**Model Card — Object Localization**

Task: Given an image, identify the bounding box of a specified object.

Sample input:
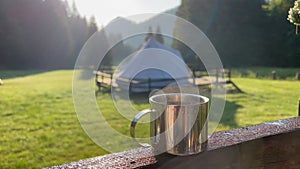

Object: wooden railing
[95,69,242,93]
[47,117,300,169]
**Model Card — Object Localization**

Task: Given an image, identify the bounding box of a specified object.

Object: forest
[174,0,300,68]
[0,0,98,69]
[0,0,299,69]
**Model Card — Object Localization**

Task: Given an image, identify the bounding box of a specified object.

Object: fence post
[221,69,225,79]
[216,69,219,84]
[228,69,231,81]
[272,71,277,80]
[129,81,132,94]
[193,77,196,85]
[95,73,101,90]
[192,69,196,85]
[96,73,99,83]
[296,72,300,80]
[110,74,113,86]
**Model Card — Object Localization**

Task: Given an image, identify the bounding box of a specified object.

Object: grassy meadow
[0,68,299,168]
[0,71,106,168]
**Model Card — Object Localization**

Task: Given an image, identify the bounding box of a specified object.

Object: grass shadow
[95,86,112,96]
[95,85,243,130]
[128,92,243,130]
[219,100,243,129]
[130,92,151,105]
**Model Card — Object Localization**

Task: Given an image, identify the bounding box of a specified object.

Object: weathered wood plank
[153,130,300,169]
[46,117,300,169]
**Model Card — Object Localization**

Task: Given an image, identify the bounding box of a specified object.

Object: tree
[173,0,269,67]
[262,0,299,67]
[0,0,102,69]
[263,0,294,16]
[105,33,134,66]
[173,0,300,68]
[88,16,98,37]
[144,26,153,41]
[98,28,112,67]
[155,26,164,44]
[71,0,80,16]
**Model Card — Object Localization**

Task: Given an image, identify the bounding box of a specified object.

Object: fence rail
[95,69,242,93]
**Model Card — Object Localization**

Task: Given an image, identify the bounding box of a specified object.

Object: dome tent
[114,37,192,92]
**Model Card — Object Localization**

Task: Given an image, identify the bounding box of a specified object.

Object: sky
[66,0,181,26]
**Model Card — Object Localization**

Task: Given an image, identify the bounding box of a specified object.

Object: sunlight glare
[66,0,181,25]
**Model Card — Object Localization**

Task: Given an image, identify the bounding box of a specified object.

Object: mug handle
[130,109,152,147]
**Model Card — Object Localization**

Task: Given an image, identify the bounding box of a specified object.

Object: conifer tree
[155,26,164,44]
[145,26,153,41]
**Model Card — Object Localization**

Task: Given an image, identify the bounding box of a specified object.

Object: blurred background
[1,0,300,168]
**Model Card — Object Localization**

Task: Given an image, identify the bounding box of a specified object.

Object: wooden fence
[95,69,242,93]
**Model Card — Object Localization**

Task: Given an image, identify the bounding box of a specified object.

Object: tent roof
[114,37,192,91]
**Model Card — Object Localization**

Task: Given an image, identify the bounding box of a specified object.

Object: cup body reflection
[150,93,209,156]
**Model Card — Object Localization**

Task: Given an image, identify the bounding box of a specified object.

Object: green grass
[0,71,107,168]
[0,68,299,168]
[218,78,299,130]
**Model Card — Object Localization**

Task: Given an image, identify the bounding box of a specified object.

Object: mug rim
[149,93,209,106]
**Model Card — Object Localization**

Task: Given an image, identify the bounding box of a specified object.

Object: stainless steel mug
[130,93,209,156]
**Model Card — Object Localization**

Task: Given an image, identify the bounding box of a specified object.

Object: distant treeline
[0,0,98,69]
[173,0,300,68]
[1,0,300,70]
